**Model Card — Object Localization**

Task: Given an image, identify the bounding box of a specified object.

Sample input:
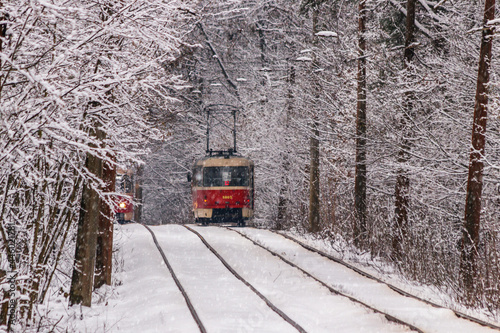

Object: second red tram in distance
[189,151,254,227]
[114,168,134,224]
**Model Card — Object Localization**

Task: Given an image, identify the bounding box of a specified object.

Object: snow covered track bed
[76,224,500,332]
[53,224,201,332]
[232,227,500,333]
[141,224,207,332]
[147,224,298,332]
[175,225,413,332]
[272,230,500,331]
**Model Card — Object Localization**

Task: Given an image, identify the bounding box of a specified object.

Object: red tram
[189,151,254,227]
[114,169,134,224]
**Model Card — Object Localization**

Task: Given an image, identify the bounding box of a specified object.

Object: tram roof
[194,155,254,168]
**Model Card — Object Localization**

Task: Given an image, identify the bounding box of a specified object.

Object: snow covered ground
[44,224,199,332]
[234,227,499,333]
[43,224,500,332]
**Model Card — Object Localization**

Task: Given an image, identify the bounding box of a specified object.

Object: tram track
[183,224,308,333]
[143,223,415,332]
[224,226,423,333]
[272,229,500,331]
[185,224,423,332]
[229,226,500,332]
[140,222,498,332]
[142,223,305,333]
[140,224,207,333]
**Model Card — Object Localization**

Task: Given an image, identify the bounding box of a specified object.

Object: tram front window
[203,166,249,187]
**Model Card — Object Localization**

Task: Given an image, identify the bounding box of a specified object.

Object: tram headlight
[119,202,127,209]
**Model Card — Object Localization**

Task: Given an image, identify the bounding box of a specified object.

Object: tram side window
[203,166,249,187]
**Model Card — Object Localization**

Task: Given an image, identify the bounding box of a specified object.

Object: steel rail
[183,225,307,333]
[235,226,500,332]
[226,227,424,333]
[272,230,500,332]
[140,224,207,333]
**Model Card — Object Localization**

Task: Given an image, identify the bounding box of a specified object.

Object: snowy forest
[1,0,500,330]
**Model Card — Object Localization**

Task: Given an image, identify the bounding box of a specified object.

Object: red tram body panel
[190,155,254,226]
[114,195,133,214]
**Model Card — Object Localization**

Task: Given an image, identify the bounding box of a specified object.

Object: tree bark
[134,165,143,224]
[309,123,320,233]
[276,64,295,230]
[257,21,267,66]
[393,0,417,260]
[94,156,116,289]
[309,8,321,233]
[354,0,367,246]
[460,0,495,299]
[0,270,7,326]
[69,126,104,307]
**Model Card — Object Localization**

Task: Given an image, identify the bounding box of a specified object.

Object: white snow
[487,18,500,25]
[153,224,297,332]
[315,31,338,37]
[43,224,500,332]
[236,228,499,333]
[45,224,199,332]
[296,56,312,62]
[188,226,409,333]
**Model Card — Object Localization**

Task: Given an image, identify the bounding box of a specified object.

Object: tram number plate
[222,195,232,200]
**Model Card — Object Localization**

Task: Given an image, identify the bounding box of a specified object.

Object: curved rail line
[273,230,500,331]
[140,224,207,333]
[226,227,423,333]
[235,226,500,332]
[183,225,307,333]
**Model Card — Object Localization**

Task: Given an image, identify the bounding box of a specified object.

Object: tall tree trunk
[0,270,7,326]
[354,0,368,246]
[393,0,417,260]
[0,175,15,328]
[94,156,116,289]
[460,0,495,300]
[309,123,320,233]
[0,9,5,69]
[276,64,295,230]
[309,8,321,233]
[134,165,144,224]
[69,125,104,307]
[257,21,267,66]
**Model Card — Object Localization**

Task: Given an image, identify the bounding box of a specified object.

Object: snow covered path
[152,224,297,332]
[49,224,200,332]
[235,227,499,333]
[54,224,499,332]
[183,225,409,333]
